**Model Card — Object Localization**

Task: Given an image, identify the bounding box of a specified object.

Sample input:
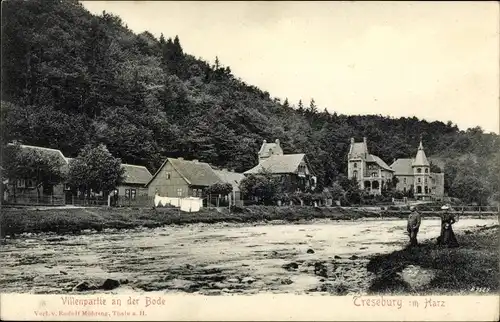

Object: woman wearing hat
[437,204,459,247]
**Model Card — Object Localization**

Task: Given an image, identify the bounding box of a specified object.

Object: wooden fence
[112,195,154,208]
[3,194,66,206]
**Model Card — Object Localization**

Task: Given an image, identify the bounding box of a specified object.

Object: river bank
[1,206,497,238]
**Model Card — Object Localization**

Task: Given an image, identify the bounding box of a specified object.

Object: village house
[347,137,445,200]
[347,137,395,195]
[390,141,445,200]
[115,164,152,199]
[3,144,70,205]
[146,157,224,202]
[244,139,317,192]
[3,143,153,206]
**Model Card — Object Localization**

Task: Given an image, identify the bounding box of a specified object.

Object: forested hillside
[2,0,499,203]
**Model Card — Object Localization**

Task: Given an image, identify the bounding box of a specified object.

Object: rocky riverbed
[1,218,497,295]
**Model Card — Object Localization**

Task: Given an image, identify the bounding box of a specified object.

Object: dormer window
[425,168,429,173]
[417,168,422,173]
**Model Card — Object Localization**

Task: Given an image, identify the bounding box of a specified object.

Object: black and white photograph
[0,1,499,321]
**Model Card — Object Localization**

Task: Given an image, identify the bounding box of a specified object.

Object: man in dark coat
[407,206,422,246]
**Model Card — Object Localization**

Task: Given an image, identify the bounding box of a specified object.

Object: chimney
[275,139,280,146]
[178,157,184,160]
[350,138,355,144]
[263,139,267,144]
[363,137,367,144]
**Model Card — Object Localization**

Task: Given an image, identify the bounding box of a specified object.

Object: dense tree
[206,182,233,207]
[1,0,499,205]
[239,171,281,205]
[67,144,125,198]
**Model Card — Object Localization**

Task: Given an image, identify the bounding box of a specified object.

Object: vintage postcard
[1,1,499,321]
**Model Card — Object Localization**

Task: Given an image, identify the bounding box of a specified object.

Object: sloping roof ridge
[145,159,169,187]
[167,158,192,185]
[18,143,69,164]
[122,163,149,169]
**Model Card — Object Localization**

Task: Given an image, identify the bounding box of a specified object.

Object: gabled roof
[122,164,152,185]
[412,141,430,166]
[390,158,414,175]
[147,158,222,187]
[244,154,307,175]
[367,154,395,172]
[214,170,245,192]
[11,144,70,173]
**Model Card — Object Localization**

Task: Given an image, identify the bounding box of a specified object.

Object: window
[424,186,428,194]
[17,179,26,188]
[177,188,183,197]
[403,178,407,184]
[353,163,357,168]
[26,180,35,188]
[371,173,377,177]
[130,189,136,200]
[166,172,171,180]
[425,168,429,173]
[417,168,422,173]
[125,189,130,199]
[192,189,201,197]
[352,170,358,178]
[417,186,422,194]
[417,178,421,183]
[424,178,427,184]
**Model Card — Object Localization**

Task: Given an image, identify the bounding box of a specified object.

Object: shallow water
[0,218,497,295]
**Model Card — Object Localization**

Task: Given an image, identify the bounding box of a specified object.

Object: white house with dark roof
[390,141,445,200]
[347,137,395,195]
[244,139,317,192]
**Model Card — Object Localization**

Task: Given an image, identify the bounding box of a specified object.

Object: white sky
[82,1,500,133]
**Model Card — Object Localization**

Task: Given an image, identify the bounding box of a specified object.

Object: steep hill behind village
[1,0,499,202]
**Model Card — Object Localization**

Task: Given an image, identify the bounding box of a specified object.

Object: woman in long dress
[437,205,459,247]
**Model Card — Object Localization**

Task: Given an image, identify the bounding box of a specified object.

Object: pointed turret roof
[412,141,430,167]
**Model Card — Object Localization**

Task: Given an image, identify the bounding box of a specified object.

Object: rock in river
[101,278,120,290]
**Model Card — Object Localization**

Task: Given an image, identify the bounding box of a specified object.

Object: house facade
[347,137,395,195]
[3,144,70,205]
[244,139,317,192]
[116,164,152,199]
[390,141,445,200]
[146,157,223,200]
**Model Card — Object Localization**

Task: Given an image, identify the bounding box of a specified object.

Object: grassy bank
[366,225,499,295]
[0,205,497,238]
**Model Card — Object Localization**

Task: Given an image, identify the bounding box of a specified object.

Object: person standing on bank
[407,206,422,246]
[437,204,459,248]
